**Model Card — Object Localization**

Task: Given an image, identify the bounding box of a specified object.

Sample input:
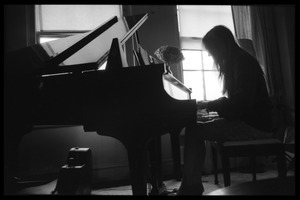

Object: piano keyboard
[197,109,219,122]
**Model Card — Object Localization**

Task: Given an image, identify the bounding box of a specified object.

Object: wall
[4,5,31,54]
[124,5,183,81]
[18,126,131,183]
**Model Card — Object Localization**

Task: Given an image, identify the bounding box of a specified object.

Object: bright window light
[178,5,234,101]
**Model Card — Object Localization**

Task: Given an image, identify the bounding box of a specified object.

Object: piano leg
[147,136,165,195]
[148,130,183,195]
[126,145,148,195]
[118,127,184,195]
[170,129,183,181]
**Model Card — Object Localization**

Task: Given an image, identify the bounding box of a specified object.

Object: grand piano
[4,13,197,195]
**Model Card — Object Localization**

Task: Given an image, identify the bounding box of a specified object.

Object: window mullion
[201,51,207,101]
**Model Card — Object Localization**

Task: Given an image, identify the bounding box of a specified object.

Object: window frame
[34,5,122,44]
[177,5,234,101]
[181,48,222,101]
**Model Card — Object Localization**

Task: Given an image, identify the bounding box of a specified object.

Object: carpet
[16,165,294,195]
[91,166,294,195]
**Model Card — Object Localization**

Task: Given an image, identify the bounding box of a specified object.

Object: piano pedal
[52,147,92,195]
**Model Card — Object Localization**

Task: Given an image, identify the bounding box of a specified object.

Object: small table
[206,176,295,195]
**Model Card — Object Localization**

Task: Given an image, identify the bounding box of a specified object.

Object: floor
[14,162,295,196]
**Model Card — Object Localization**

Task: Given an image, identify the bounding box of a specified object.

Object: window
[35,5,122,44]
[177,5,235,101]
[35,5,122,69]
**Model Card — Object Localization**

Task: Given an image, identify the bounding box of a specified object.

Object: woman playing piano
[174,25,273,195]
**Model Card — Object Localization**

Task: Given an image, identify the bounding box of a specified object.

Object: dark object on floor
[52,147,92,195]
[206,176,295,195]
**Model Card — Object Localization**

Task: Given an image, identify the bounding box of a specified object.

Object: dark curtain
[232,5,289,133]
[250,6,285,100]
[232,5,284,100]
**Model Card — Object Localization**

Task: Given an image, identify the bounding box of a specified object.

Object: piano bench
[210,138,287,187]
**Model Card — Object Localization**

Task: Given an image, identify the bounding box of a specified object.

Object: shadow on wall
[18,125,173,183]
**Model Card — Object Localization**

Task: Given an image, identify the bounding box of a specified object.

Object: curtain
[250,6,284,100]
[232,5,284,101]
[231,6,252,39]
[232,5,287,134]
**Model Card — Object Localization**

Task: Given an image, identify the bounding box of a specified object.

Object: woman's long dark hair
[202,25,240,96]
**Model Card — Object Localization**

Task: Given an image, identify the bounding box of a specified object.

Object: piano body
[4,13,196,195]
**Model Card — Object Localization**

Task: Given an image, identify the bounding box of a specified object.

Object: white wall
[124,5,183,81]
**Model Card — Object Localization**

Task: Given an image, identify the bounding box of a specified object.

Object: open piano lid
[31,13,148,75]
